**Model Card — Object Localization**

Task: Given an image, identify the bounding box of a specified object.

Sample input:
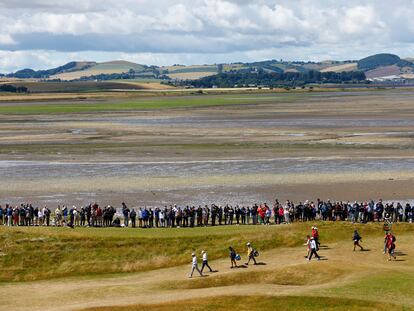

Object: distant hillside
[10,61,95,79]
[320,63,358,73]
[358,53,401,71]
[160,65,218,80]
[51,61,147,80]
[357,53,414,79]
[365,65,401,80]
[3,53,414,83]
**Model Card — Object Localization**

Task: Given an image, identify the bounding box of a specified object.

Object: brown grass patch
[162,263,348,290]
[79,295,402,311]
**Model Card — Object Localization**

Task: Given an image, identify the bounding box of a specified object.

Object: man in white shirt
[308,237,321,261]
[189,253,203,278]
[200,250,214,273]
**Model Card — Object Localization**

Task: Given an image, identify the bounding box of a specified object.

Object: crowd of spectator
[0,199,412,228]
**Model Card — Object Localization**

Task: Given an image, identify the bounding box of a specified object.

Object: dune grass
[1,222,413,282]
[162,263,348,290]
[80,295,405,311]
[323,271,414,308]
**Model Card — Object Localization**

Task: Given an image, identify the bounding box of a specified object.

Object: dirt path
[0,235,412,311]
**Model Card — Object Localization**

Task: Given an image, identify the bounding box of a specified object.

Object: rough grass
[324,271,414,308]
[162,263,348,289]
[80,295,405,311]
[1,222,413,282]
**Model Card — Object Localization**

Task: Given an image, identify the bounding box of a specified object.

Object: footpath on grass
[0,233,412,311]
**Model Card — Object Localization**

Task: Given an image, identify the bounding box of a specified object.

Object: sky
[1,0,414,72]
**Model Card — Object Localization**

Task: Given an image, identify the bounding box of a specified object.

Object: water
[1,157,414,180]
[105,116,414,129]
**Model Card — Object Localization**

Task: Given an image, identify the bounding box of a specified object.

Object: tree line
[0,84,28,93]
[189,69,367,88]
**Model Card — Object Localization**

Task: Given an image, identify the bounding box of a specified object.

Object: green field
[0,93,303,114]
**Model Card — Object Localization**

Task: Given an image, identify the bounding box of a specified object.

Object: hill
[3,53,414,83]
[161,64,218,80]
[51,61,147,80]
[357,53,414,79]
[319,63,358,73]
[10,61,95,79]
[358,53,402,71]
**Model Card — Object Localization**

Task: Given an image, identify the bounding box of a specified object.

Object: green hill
[357,53,401,71]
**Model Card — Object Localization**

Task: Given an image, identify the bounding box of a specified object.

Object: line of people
[1,199,413,228]
[189,242,260,278]
[189,225,399,279]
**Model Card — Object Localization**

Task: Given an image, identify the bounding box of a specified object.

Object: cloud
[1,0,414,72]
[0,34,16,45]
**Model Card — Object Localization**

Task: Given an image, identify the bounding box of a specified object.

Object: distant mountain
[11,61,95,79]
[50,61,148,80]
[3,53,414,82]
[358,53,401,71]
[357,53,414,80]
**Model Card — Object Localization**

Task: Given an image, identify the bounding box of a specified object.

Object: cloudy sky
[1,0,414,72]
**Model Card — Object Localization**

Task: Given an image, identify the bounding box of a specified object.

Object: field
[51,61,146,81]
[4,81,175,93]
[319,63,358,72]
[161,65,218,80]
[1,86,414,310]
[0,222,413,311]
[365,65,401,79]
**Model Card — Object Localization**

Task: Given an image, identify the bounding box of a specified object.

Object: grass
[1,222,413,282]
[162,263,348,289]
[324,271,414,307]
[0,93,303,114]
[80,295,406,311]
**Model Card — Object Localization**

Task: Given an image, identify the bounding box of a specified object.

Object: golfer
[308,237,321,261]
[188,253,203,278]
[200,250,214,273]
[312,226,320,250]
[386,233,397,261]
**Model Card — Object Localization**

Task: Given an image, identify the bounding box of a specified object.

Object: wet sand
[1,89,414,206]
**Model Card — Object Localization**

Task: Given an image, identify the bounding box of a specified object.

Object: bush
[0,84,28,93]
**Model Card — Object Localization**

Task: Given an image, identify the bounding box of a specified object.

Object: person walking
[385,232,396,261]
[245,242,257,265]
[353,230,364,251]
[308,237,321,261]
[229,246,238,268]
[188,253,203,278]
[312,226,320,250]
[200,250,214,273]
